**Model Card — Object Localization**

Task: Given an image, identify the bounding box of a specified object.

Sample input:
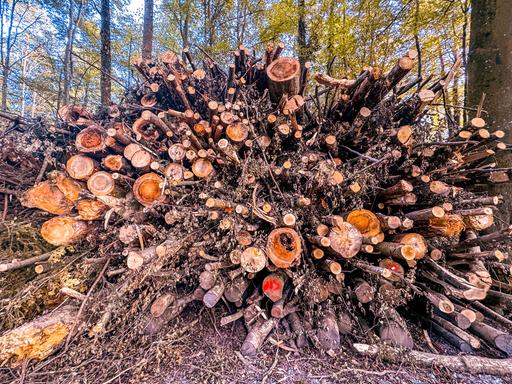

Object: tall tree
[467,0,512,224]
[142,0,153,59]
[100,0,111,104]
[62,0,83,106]
[1,0,38,111]
[297,0,306,68]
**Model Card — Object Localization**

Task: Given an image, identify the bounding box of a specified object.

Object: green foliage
[1,0,469,117]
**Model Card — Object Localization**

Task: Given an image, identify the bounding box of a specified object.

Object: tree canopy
[0,0,470,118]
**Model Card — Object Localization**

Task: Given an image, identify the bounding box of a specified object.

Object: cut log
[266,57,300,102]
[405,206,445,221]
[224,276,250,304]
[226,122,249,144]
[0,305,78,367]
[241,318,277,357]
[87,171,117,196]
[76,199,107,220]
[328,221,363,258]
[470,321,512,356]
[431,314,480,349]
[66,154,98,180]
[203,281,225,308]
[150,294,175,317]
[353,279,374,303]
[353,343,512,376]
[429,214,465,237]
[133,172,165,207]
[41,216,89,246]
[240,247,267,273]
[380,180,414,197]
[191,158,214,178]
[130,150,154,171]
[262,273,285,302]
[315,307,340,351]
[20,181,74,215]
[464,214,494,231]
[288,312,307,348]
[378,307,413,348]
[58,104,93,125]
[392,233,428,259]
[374,242,416,260]
[266,227,302,268]
[429,320,473,352]
[75,125,107,153]
[378,258,405,282]
[144,288,205,335]
[346,209,381,238]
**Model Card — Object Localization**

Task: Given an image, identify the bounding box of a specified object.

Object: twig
[35,151,52,184]
[261,349,279,384]
[71,51,128,90]
[64,259,110,350]
[0,249,57,272]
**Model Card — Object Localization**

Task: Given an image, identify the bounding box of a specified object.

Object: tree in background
[0,0,40,111]
[62,0,84,106]
[0,0,474,125]
[467,0,512,224]
[142,0,153,59]
[100,0,111,104]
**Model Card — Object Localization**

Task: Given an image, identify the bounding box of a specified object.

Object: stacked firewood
[2,42,512,366]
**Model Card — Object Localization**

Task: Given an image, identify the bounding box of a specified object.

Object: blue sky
[128,0,144,14]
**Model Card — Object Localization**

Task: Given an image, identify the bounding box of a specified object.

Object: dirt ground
[1,304,509,384]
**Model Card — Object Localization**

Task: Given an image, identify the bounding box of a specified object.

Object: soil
[1,304,509,384]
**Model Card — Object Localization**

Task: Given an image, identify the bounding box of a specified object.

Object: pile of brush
[1,42,511,370]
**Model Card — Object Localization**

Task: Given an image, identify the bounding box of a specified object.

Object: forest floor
[0,309,509,384]
[118,306,509,384]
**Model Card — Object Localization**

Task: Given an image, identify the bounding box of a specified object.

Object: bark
[62,0,83,106]
[100,0,111,104]
[354,343,512,376]
[142,0,154,59]
[297,0,307,69]
[0,0,16,111]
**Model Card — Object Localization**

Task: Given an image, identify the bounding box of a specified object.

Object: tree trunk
[297,0,307,69]
[142,0,154,59]
[467,0,512,224]
[1,0,16,111]
[62,0,83,106]
[100,0,111,104]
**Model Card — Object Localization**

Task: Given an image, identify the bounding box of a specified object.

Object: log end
[133,173,165,207]
[266,228,302,268]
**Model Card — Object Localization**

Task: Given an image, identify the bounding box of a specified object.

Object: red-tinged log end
[379,258,404,282]
[262,274,285,302]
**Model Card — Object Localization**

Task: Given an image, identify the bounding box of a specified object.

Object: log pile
[1,43,512,368]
